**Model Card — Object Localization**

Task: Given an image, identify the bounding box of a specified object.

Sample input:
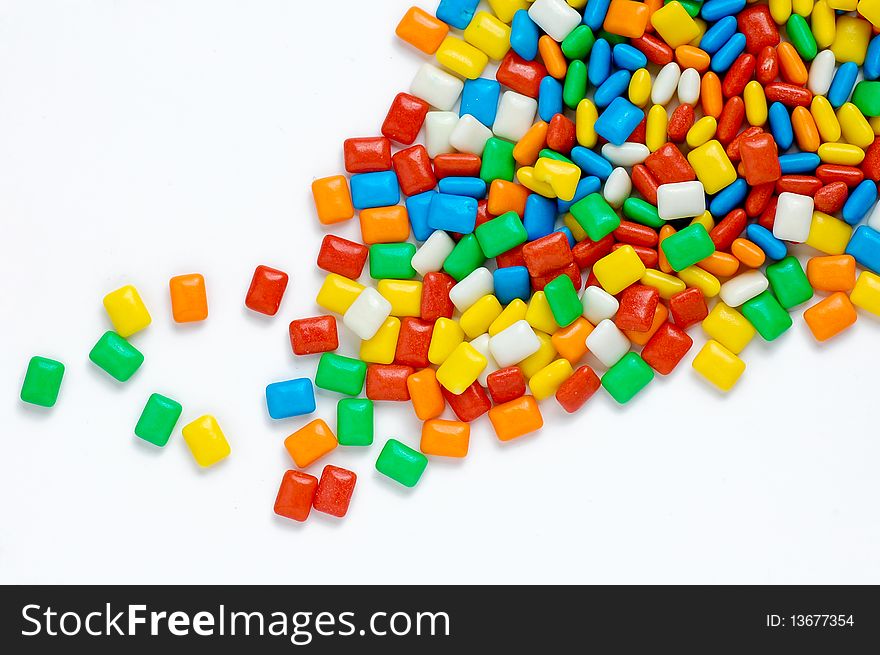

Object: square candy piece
[103,285,152,338]
[89,332,144,382]
[169,273,208,323]
[20,356,65,407]
[313,465,357,518]
[773,192,814,243]
[265,378,316,420]
[245,265,289,316]
[311,175,354,224]
[135,393,183,447]
[274,470,318,522]
[181,415,231,467]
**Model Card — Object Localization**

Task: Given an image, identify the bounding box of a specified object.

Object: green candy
[786,15,817,61]
[375,438,427,487]
[766,256,813,310]
[135,393,183,447]
[337,398,373,447]
[443,234,485,281]
[89,332,144,382]
[475,211,528,258]
[597,31,627,46]
[601,353,654,405]
[741,291,792,341]
[369,243,416,279]
[851,81,880,117]
[673,0,702,18]
[315,353,367,396]
[560,25,595,61]
[571,193,621,241]
[660,223,715,272]
[543,274,582,327]
[538,148,575,165]
[479,137,516,183]
[622,197,664,229]
[20,356,65,407]
[563,59,587,109]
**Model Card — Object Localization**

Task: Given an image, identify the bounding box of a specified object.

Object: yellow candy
[103,285,152,338]
[641,269,686,299]
[534,157,581,202]
[528,359,574,400]
[435,342,487,394]
[566,0,589,9]
[646,104,668,152]
[692,340,746,392]
[830,16,871,65]
[817,142,865,165]
[360,317,401,364]
[812,0,836,49]
[686,116,717,148]
[826,0,858,9]
[687,139,737,194]
[316,274,364,314]
[806,211,853,255]
[460,294,503,339]
[463,11,511,60]
[487,0,529,23]
[593,245,647,295]
[810,95,841,143]
[519,331,557,379]
[650,1,700,48]
[871,115,880,135]
[428,317,465,365]
[525,291,561,334]
[792,0,813,15]
[677,265,721,297]
[701,302,755,354]
[182,415,231,468]
[435,36,488,79]
[563,212,588,241]
[489,298,528,335]
[376,279,422,317]
[769,0,792,24]
[743,81,767,126]
[517,166,557,197]
[859,0,880,28]
[575,99,598,148]
[690,18,707,47]
[690,210,715,231]
[837,102,874,148]
[850,270,880,316]
[628,68,652,108]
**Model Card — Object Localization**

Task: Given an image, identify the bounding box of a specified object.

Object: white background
[1,0,879,585]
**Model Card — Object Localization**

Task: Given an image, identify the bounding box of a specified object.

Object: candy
[375,438,428,487]
[312,175,355,224]
[410,63,464,111]
[766,256,813,309]
[315,353,367,396]
[489,319,541,366]
[719,270,769,307]
[20,356,65,408]
[89,332,144,382]
[103,285,151,338]
[182,415,231,468]
[692,340,746,391]
[804,292,858,341]
[420,419,471,457]
[488,395,544,440]
[266,379,316,420]
[601,352,653,403]
[741,290,793,340]
[245,265,288,316]
[313,465,357,518]
[656,181,705,220]
[850,270,880,315]
[274,470,318,522]
[343,137,392,173]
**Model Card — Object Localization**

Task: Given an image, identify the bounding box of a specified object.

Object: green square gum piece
[570,193,621,241]
[369,243,416,280]
[479,138,516,183]
[543,274,582,327]
[660,223,716,272]
[135,393,183,447]
[375,438,428,488]
[561,25,595,60]
[766,256,813,310]
[602,353,654,404]
[474,211,528,258]
[337,398,374,446]
[443,234,485,281]
[741,291,793,341]
[851,81,880,117]
[315,352,367,396]
[20,356,65,407]
[89,332,144,382]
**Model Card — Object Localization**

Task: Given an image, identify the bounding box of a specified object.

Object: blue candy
[828,62,859,108]
[768,102,794,151]
[266,379,316,420]
[846,226,880,273]
[594,70,631,108]
[538,77,564,122]
[710,32,746,74]
[438,177,487,198]
[779,153,820,175]
[555,226,576,248]
[524,194,558,240]
[460,78,501,127]
[612,43,647,71]
[427,193,477,234]
[592,97,642,146]
[510,9,540,60]
[406,191,436,241]
[583,0,612,30]
[588,39,612,87]
[350,171,399,210]
[494,266,531,305]
[557,176,602,213]
[700,15,737,54]
[747,224,788,261]
[701,0,746,22]
[866,35,880,81]
[709,178,748,217]
[843,180,878,226]
[436,0,478,30]
[571,145,614,179]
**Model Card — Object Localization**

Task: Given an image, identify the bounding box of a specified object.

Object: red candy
[668,287,709,329]
[613,243,658,269]
[775,175,822,195]
[629,116,647,144]
[395,317,434,368]
[442,382,492,422]
[861,137,880,182]
[631,164,660,204]
[745,183,774,217]
[317,234,369,279]
[289,315,339,356]
[496,51,547,98]
[667,104,695,143]
[716,96,746,145]
[710,208,748,250]
[641,322,694,375]
[343,136,392,173]
[245,265,288,316]
[756,45,779,85]
[522,232,573,277]
[274,470,318,522]
[531,262,581,292]
[814,182,849,214]
[391,144,436,196]
[312,465,357,518]
[433,153,481,179]
[555,365,601,413]
[486,366,527,404]
[645,142,696,183]
[722,54,756,98]
[725,125,763,162]
[615,284,660,332]
[764,83,812,107]
[758,196,777,231]
[739,132,781,185]
[546,114,576,154]
[816,164,864,187]
[572,235,615,269]
[613,220,659,247]
[366,364,414,401]
[382,92,429,145]
[420,272,455,321]
[631,33,674,66]
[737,5,780,54]
[496,242,527,268]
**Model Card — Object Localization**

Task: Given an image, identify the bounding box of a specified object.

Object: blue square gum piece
[510,9,540,60]
[460,78,501,127]
[266,378,316,419]
[427,193,478,234]
[524,194,558,240]
[846,226,880,274]
[494,266,530,304]
[593,97,642,146]
[436,0,479,30]
[405,191,435,241]
[350,171,399,210]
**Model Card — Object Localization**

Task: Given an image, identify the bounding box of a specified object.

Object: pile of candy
[20,0,880,524]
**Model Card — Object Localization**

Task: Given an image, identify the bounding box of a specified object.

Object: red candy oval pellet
[433,153,482,179]
[572,235,615,269]
[442,382,492,422]
[395,317,434,368]
[737,4,780,54]
[496,51,547,98]
[758,196,777,231]
[317,234,369,280]
[631,33,674,66]
[366,364,414,401]
[486,366,526,405]
[289,315,339,356]
[745,183,775,217]
[667,104,695,143]
[814,181,849,214]
[775,175,822,195]
[764,83,812,107]
[555,365,601,413]
[710,208,748,251]
[420,272,455,321]
[816,164,865,187]
[522,232,574,277]
[644,142,696,183]
[613,220,659,247]
[391,144,436,196]
[631,164,660,204]
[381,92,429,145]
[343,136,392,173]
[716,96,746,145]
[546,113,576,154]
[756,45,779,85]
[722,54,756,98]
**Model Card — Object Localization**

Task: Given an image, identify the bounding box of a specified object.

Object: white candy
[410,63,464,111]
[469,334,500,386]
[807,50,836,96]
[424,112,458,158]
[527,0,581,41]
[773,192,814,243]
[657,181,707,220]
[651,62,681,106]
[719,271,769,307]
[493,91,538,142]
[411,230,455,276]
[868,201,880,231]
[585,319,630,368]
[603,167,631,208]
[449,267,494,312]
[489,320,541,368]
[581,286,619,324]
[677,68,701,105]
[601,142,649,166]
[343,287,392,341]
[449,113,493,155]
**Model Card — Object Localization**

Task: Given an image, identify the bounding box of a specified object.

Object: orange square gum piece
[284,419,338,468]
[806,255,857,292]
[407,368,446,421]
[359,205,410,244]
[487,180,530,216]
[552,317,594,363]
[395,6,449,55]
[488,395,544,442]
[169,273,208,323]
[603,0,650,39]
[420,419,470,458]
[803,292,857,342]
[312,175,354,225]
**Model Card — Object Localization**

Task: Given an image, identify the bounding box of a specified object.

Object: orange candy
[675,46,711,73]
[603,0,650,39]
[731,237,766,268]
[406,368,445,421]
[359,205,410,244]
[658,224,675,273]
[644,0,664,34]
[312,175,354,225]
[395,6,449,55]
[622,302,668,346]
[806,255,857,292]
[420,419,470,457]
[777,42,808,85]
[169,273,208,323]
[488,395,543,442]
[513,121,548,166]
[538,36,567,79]
[701,72,723,119]
[792,106,820,152]
[803,292,858,342]
[487,179,530,216]
[284,419,338,468]
[551,317,594,363]
[698,251,740,278]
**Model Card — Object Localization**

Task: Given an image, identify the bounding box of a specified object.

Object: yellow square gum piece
[593,245,647,294]
[489,298,528,335]
[316,273,364,314]
[650,2,700,48]
[687,140,737,194]
[103,285,151,338]
[488,0,530,23]
[436,36,489,80]
[831,15,872,65]
[436,342,488,394]
[859,0,880,27]
[519,331,557,379]
[692,340,746,392]
[533,158,581,202]
[516,166,557,197]
[182,415,231,467]
[428,317,465,365]
[528,358,574,400]
[525,291,561,334]
[701,301,755,354]
[376,279,423,317]
[463,11,511,60]
[359,317,401,364]
[806,211,853,255]
[850,271,880,316]
[460,294,504,339]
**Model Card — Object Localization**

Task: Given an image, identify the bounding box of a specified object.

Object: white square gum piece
[449,114,493,156]
[719,270,769,307]
[657,181,707,220]
[410,63,464,112]
[528,0,581,42]
[449,267,494,312]
[411,230,455,277]
[488,320,541,368]
[581,286,619,324]
[469,333,500,386]
[585,319,630,368]
[493,91,538,142]
[424,112,458,158]
[773,192,814,243]
[343,287,392,341]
